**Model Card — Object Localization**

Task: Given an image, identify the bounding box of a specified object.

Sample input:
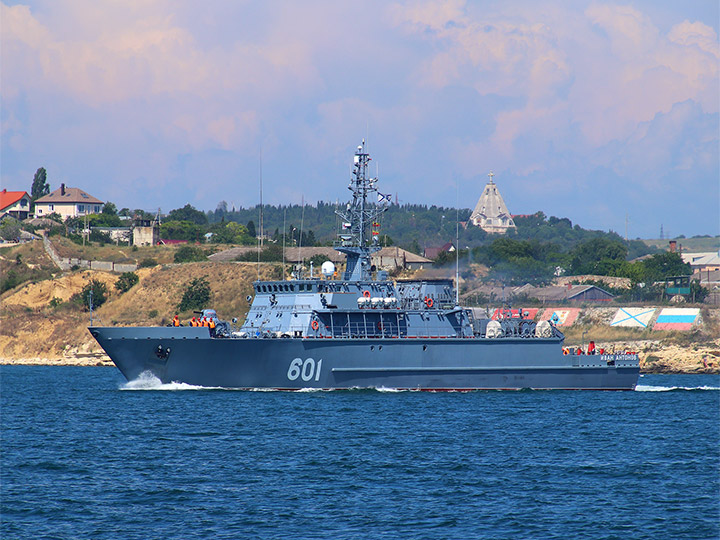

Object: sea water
[1,366,718,540]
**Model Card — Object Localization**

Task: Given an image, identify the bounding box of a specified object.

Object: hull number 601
[287,358,323,382]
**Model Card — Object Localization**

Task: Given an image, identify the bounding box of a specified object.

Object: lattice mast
[335,141,389,281]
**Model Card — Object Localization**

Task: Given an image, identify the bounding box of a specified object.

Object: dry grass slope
[0,261,283,362]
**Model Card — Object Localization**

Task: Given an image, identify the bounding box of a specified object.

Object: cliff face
[0,262,281,364]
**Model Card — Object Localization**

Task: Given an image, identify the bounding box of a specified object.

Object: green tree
[569,238,628,275]
[178,277,211,312]
[168,204,208,225]
[309,253,330,268]
[102,202,118,216]
[0,217,21,241]
[641,252,691,282]
[115,272,139,293]
[246,220,256,237]
[690,281,709,303]
[71,280,108,310]
[30,167,50,210]
[209,222,252,244]
[160,220,202,241]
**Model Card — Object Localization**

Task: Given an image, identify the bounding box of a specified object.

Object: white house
[0,189,31,220]
[34,184,103,220]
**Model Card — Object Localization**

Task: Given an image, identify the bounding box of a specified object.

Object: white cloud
[1,0,717,236]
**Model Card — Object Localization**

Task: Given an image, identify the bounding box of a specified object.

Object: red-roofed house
[34,183,103,220]
[0,189,31,220]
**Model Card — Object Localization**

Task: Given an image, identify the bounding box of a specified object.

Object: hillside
[0,239,717,373]
[642,236,720,252]
[0,261,282,363]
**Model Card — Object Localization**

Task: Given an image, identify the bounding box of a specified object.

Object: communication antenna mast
[282,207,287,273]
[625,213,629,242]
[259,147,264,247]
[455,180,460,306]
[334,140,389,281]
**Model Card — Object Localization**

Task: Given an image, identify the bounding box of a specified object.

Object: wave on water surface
[120,372,719,393]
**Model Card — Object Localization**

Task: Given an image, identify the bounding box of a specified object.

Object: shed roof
[531,284,614,301]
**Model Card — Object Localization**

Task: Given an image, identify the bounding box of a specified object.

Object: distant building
[527,284,614,303]
[469,172,516,234]
[424,242,455,260]
[34,184,103,220]
[374,247,432,271]
[95,227,132,244]
[0,189,31,220]
[133,217,160,246]
[681,252,720,272]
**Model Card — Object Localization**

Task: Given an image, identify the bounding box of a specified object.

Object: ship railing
[305,317,462,339]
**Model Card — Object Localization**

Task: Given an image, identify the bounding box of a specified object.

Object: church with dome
[469,172,516,234]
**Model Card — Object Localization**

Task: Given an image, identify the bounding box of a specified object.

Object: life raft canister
[311,320,320,330]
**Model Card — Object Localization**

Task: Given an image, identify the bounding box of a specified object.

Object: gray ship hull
[90,326,640,390]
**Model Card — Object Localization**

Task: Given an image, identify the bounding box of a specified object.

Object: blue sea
[1,366,718,540]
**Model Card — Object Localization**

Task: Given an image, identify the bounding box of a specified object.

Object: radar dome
[321,261,336,277]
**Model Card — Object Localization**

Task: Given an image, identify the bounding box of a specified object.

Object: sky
[1,0,718,239]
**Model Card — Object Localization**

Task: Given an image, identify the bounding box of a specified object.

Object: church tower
[469,171,516,234]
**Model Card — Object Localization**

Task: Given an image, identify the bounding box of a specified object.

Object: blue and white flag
[377,193,392,203]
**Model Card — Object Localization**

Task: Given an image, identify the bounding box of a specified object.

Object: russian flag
[653,308,699,331]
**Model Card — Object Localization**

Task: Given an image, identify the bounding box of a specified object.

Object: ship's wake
[120,371,223,391]
[635,384,719,392]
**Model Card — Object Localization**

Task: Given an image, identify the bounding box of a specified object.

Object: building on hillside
[469,172,516,234]
[0,189,31,220]
[279,246,432,273]
[94,227,132,244]
[528,284,614,303]
[424,242,455,260]
[34,184,103,219]
[681,252,720,272]
[133,216,160,246]
[375,247,432,271]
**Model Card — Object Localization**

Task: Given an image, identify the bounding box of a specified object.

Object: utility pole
[625,213,629,242]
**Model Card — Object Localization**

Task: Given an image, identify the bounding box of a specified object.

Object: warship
[90,142,640,390]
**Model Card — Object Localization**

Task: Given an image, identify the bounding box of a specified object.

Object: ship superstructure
[90,142,639,390]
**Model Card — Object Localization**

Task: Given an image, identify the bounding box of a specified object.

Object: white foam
[635,385,719,392]
[120,371,223,391]
[375,386,405,393]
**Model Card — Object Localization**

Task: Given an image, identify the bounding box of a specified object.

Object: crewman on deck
[190,317,197,327]
[209,318,216,337]
[588,341,596,355]
[173,315,180,327]
[201,317,208,327]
